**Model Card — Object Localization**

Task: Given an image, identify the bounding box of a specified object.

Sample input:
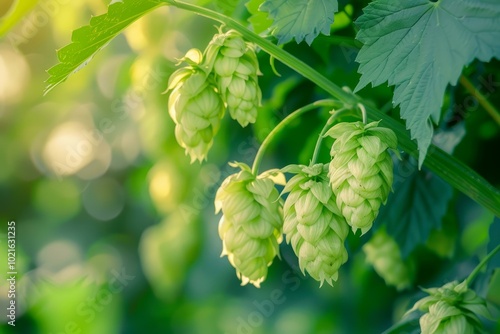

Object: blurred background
[0,0,499,333]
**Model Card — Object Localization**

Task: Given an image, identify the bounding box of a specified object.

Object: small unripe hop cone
[363,229,415,290]
[215,162,284,287]
[205,29,262,127]
[326,121,398,235]
[407,280,490,334]
[167,49,224,162]
[421,302,475,334]
[282,164,349,286]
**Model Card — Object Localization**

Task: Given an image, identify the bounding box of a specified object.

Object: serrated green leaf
[44,0,165,95]
[0,0,38,36]
[376,157,453,257]
[246,0,272,34]
[354,0,500,166]
[260,0,338,45]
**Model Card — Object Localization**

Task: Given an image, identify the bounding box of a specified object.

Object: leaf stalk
[465,244,500,286]
[459,75,500,127]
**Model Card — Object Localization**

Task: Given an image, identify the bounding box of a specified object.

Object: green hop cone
[407,280,490,334]
[167,49,225,162]
[215,162,284,287]
[362,228,415,290]
[204,29,262,127]
[326,120,398,235]
[282,163,349,286]
[420,301,475,334]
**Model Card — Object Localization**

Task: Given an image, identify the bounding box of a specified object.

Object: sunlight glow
[0,45,30,111]
[42,121,96,176]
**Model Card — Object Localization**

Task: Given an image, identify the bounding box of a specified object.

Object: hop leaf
[354,0,500,166]
[204,29,262,127]
[407,280,491,334]
[363,229,415,290]
[326,121,397,235]
[167,49,225,162]
[282,163,349,286]
[260,0,337,45]
[215,162,283,287]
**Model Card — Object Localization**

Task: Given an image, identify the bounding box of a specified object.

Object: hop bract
[326,121,398,235]
[167,49,224,162]
[282,164,349,286]
[407,280,490,334]
[215,162,284,287]
[363,229,414,290]
[204,29,261,127]
[420,302,474,334]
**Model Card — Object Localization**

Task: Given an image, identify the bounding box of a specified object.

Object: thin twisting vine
[251,100,342,174]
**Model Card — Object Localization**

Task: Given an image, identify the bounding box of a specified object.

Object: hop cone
[167,49,224,162]
[362,229,415,290]
[326,121,398,235]
[215,162,284,287]
[282,164,349,286]
[420,302,474,334]
[204,29,261,127]
[407,280,490,334]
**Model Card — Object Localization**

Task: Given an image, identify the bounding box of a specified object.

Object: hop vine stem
[459,75,500,127]
[358,103,367,125]
[465,244,500,286]
[310,108,352,165]
[251,100,341,175]
[164,0,500,216]
[311,116,335,166]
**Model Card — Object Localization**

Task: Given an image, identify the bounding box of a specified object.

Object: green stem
[358,103,367,124]
[310,108,353,164]
[311,115,334,165]
[459,75,500,127]
[465,244,500,286]
[165,0,500,216]
[311,116,336,165]
[252,100,341,174]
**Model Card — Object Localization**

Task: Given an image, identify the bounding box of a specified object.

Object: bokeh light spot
[82,177,125,221]
[42,121,97,177]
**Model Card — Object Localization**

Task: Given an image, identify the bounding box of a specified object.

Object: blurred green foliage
[0,0,499,333]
